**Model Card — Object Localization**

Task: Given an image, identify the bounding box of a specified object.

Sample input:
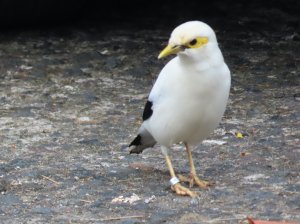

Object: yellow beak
[158,44,182,59]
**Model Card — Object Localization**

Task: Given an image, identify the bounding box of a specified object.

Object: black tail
[129,134,142,148]
[129,130,156,154]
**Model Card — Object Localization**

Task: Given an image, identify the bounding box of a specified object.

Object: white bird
[129,21,231,197]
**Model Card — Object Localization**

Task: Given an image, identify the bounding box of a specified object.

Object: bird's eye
[189,39,197,46]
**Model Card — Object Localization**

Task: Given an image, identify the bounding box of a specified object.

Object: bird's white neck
[178,43,224,71]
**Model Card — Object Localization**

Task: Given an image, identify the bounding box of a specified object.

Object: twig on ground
[99,215,144,222]
[41,175,60,185]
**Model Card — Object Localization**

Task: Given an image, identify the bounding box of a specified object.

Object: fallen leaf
[240,152,251,157]
[241,217,300,224]
[236,132,244,138]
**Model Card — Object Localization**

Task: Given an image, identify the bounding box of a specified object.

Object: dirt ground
[0,1,299,223]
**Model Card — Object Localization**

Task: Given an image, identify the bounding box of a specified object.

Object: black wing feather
[142,100,153,121]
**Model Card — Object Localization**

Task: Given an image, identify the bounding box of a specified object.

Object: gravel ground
[0,2,299,223]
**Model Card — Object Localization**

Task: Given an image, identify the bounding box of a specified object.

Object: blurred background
[0,0,299,33]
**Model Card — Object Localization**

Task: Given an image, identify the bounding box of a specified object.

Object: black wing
[142,100,153,121]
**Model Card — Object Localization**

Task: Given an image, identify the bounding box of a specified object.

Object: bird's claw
[178,174,213,189]
[171,183,197,197]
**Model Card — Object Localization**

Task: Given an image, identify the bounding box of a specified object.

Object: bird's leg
[178,143,212,189]
[165,154,197,197]
[161,146,197,197]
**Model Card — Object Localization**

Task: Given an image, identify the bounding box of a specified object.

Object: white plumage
[129,21,231,197]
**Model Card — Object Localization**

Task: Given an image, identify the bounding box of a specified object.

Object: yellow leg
[164,154,197,197]
[178,143,212,189]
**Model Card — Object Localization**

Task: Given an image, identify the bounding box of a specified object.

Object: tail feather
[129,129,156,154]
[129,135,142,148]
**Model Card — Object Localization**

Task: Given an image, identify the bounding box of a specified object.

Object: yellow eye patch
[186,37,208,48]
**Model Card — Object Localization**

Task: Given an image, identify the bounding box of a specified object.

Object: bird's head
[158,21,217,59]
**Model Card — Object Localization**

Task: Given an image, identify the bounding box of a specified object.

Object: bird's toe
[171,183,197,197]
[178,174,213,189]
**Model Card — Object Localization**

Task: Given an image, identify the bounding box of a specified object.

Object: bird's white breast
[144,46,231,147]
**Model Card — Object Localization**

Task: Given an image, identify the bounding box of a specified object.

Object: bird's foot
[171,183,197,197]
[178,173,213,189]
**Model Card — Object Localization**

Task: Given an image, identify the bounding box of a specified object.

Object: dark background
[0,0,299,33]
